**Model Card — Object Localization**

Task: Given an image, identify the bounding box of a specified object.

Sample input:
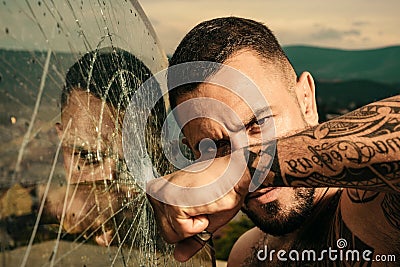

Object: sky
[139,0,400,55]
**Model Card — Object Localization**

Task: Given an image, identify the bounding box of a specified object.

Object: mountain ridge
[284,44,400,53]
[283,45,400,84]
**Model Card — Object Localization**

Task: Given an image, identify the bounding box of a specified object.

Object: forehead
[61,90,119,145]
[175,50,291,126]
[176,84,252,131]
[221,50,290,103]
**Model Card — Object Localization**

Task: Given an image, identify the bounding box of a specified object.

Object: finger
[173,214,209,240]
[185,189,243,217]
[173,236,205,262]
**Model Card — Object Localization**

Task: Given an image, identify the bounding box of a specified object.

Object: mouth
[245,186,279,205]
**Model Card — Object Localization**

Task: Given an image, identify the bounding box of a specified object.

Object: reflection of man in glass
[45,47,163,246]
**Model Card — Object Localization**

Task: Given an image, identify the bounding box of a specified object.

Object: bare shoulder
[340,189,400,252]
[227,227,265,267]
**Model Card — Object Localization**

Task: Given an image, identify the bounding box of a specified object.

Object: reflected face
[54,89,132,245]
[58,90,124,184]
[175,50,316,236]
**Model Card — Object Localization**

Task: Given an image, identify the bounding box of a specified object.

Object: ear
[295,72,318,125]
[55,122,63,139]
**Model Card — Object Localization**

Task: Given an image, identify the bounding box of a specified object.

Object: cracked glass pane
[0,1,213,266]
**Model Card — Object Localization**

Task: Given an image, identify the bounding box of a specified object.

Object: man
[147,17,400,266]
[0,48,159,254]
[50,47,214,266]
[1,47,214,266]
[43,47,167,247]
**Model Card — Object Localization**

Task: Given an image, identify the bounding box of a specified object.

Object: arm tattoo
[346,189,380,203]
[245,95,400,193]
[382,193,400,229]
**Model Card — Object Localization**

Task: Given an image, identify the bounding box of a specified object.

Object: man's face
[58,90,123,184]
[175,50,317,236]
[54,90,131,245]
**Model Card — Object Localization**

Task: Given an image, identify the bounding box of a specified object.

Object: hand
[147,150,251,262]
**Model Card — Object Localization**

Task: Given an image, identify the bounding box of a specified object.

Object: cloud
[352,20,369,27]
[310,27,361,41]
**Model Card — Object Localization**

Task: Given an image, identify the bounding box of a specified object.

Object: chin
[242,188,315,236]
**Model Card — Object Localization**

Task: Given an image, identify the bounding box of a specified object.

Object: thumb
[175,214,209,239]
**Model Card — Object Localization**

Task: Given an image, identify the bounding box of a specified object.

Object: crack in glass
[0,0,214,266]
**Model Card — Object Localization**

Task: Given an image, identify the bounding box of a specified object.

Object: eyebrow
[61,139,106,153]
[231,106,273,132]
[191,106,273,150]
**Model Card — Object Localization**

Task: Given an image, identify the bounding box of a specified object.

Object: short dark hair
[62,47,169,174]
[168,16,295,109]
[62,47,152,111]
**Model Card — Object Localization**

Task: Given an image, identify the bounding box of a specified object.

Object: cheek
[276,188,298,206]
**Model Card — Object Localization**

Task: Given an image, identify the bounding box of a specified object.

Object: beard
[242,188,315,236]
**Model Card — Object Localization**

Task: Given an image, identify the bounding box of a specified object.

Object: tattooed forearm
[246,95,400,193]
[299,95,400,139]
[285,137,400,174]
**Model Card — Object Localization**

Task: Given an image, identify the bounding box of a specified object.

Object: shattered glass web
[0,0,213,266]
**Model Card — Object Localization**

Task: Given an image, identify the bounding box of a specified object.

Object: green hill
[315,80,398,121]
[284,45,400,84]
